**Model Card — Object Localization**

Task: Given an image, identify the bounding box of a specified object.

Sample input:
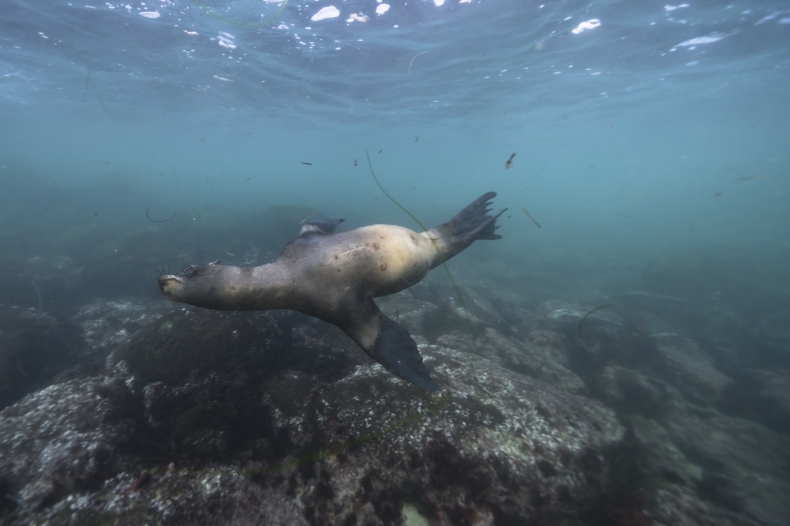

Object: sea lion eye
[182,265,195,274]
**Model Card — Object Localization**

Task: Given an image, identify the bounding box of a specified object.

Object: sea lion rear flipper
[335,292,438,391]
[452,191,507,241]
[299,218,345,236]
[425,192,507,268]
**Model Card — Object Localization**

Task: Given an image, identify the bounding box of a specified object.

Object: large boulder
[630,411,790,526]
[0,305,84,410]
[1,307,628,525]
[436,328,586,394]
[0,378,139,519]
[71,300,170,367]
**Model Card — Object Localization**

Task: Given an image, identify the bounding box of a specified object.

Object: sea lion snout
[158,275,183,301]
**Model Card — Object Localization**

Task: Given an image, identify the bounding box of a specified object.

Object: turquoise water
[0,0,788,298]
[3,3,790,524]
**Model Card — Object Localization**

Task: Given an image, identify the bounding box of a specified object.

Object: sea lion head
[158,261,223,306]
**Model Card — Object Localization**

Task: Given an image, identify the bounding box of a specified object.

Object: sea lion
[158,192,506,391]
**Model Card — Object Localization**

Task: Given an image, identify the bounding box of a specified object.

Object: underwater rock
[133,341,624,525]
[0,378,138,520]
[72,300,170,367]
[408,279,513,340]
[615,291,751,368]
[0,305,84,410]
[436,328,586,394]
[0,304,628,525]
[46,466,309,526]
[650,484,749,526]
[627,410,790,526]
[454,285,506,327]
[724,368,790,434]
[269,344,624,525]
[629,415,705,488]
[534,300,632,363]
[107,308,361,390]
[534,297,735,408]
[0,256,84,311]
[595,365,676,417]
[376,289,440,338]
[648,333,732,406]
[661,412,790,526]
[747,369,790,432]
[753,310,790,360]
[524,329,570,365]
[0,377,307,526]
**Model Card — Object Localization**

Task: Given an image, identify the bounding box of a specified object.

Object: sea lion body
[159,193,506,391]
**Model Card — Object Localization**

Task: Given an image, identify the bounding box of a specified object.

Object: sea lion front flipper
[374,315,438,391]
[299,218,346,236]
[334,290,438,391]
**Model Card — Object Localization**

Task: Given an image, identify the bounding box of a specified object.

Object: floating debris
[521,207,541,228]
[94,89,116,122]
[146,208,177,223]
[738,175,765,182]
[408,51,427,73]
[30,281,42,311]
[81,69,91,106]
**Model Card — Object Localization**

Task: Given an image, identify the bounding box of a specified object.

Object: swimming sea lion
[158,192,506,391]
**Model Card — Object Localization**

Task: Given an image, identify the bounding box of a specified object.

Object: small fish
[505,153,516,170]
[353,159,358,167]
[301,162,312,165]
[521,207,541,228]
[415,136,419,142]
[738,175,765,182]
[714,192,722,197]
[377,149,383,154]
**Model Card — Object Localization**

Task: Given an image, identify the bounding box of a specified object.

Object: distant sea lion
[158,192,506,391]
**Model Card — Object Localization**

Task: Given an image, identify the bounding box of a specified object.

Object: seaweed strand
[364,149,477,341]
[30,281,43,311]
[146,208,177,223]
[94,89,116,122]
[81,69,92,107]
